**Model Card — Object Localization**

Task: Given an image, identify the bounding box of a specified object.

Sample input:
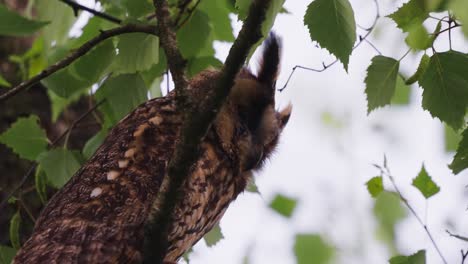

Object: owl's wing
[14,96,181,263]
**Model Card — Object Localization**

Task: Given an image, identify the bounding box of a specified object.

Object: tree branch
[0,24,157,103]
[143,0,272,262]
[59,0,122,24]
[153,0,188,103]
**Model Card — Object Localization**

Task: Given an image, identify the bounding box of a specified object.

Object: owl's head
[215,33,292,172]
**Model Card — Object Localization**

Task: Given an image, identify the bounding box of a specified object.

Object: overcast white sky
[74,1,468,263]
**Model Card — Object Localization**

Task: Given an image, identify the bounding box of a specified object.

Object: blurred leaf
[199,0,235,41]
[388,0,428,32]
[36,0,75,47]
[365,56,400,113]
[25,37,47,78]
[187,56,223,77]
[82,129,108,159]
[405,24,431,50]
[0,4,48,36]
[420,51,468,130]
[235,0,250,20]
[269,194,297,218]
[304,0,356,71]
[0,246,16,264]
[445,124,462,152]
[412,165,440,199]
[38,149,81,188]
[0,115,48,161]
[70,39,115,82]
[391,75,411,105]
[35,165,48,204]
[405,54,430,85]
[141,47,167,86]
[9,211,21,250]
[0,74,10,87]
[389,250,426,264]
[113,33,159,74]
[177,10,211,58]
[47,89,85,122]
[366,176,384,198]
[204,224,224,247]
[148,77,162,99]
[449,127,468,174]
[182,247,193,263]
[72,17,114,47]
[245,177,260,194]
[373,191,407,254]
[42,68,92,98]
[122,0,153,18]
[450,0,468,37]
[95,74,147,124]
[294,234,335,264]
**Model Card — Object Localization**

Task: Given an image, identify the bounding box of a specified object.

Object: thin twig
[0,24,157,103]
[447,229,468,242]
[279,0,380,92]
[18,195,36,223]
[380,161,448,264]
[0,100,105,210]
[173,0,192,26]
[462,249,468,264]
[59,0,122,24]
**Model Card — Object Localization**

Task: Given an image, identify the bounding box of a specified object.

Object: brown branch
[59,0,122,24]
[153,0,188,104]
[0,24,158,103]
[143,0,272,263]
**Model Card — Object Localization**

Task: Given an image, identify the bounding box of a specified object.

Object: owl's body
[14,34,290,263]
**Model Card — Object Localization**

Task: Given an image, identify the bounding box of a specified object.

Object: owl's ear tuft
[257,33,281,87]
[278,103,292,129]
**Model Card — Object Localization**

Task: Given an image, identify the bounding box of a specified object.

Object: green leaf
[37,0,75,47]
[0,115,48,161]
[366,176,384,198]
[449,127,468,174]
[294,234,335,264]
[419,51,468,130]
[365,56,400,113]
[389,250,426,264]
[121,0,153,18]
[199,0,235,42]
[405,54,430,85]
[177,10,211,58]
[70,39,115,82]
[445,124,462,152]
[9,211,21,250]
[0,4,48,36]
[405,24,431,50]
[71,17,114,48]
[0,73,10,87]
[388,0,428,32]
[269,194,297,218]
[245,177,260,194]
[141,47,167,86]
[113,33,159,74]
[304,0,356,71]
[187,56,223,77]
[373,191,407,254]
[450,0,468,37]
[235,0,250,20]
[412,164,440,199]
[95,74,148,124]
[391,75,411,105]
[37,149,81,188]
[47,89,85,122]
[42,68,92,98]
[204,224,224,247]
[35,165,48,204]
[82,129,108,159]
[0,246,16,264]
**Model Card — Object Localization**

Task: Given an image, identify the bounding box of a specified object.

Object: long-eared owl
[13,33,291,263]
